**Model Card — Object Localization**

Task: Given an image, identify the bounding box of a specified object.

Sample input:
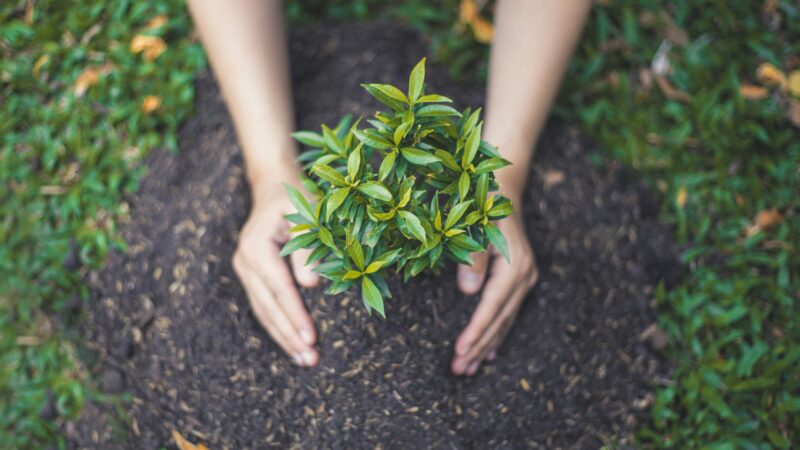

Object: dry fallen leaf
[130,34,167,61]
[543,169,565,189]
[788,70,800,97]
[655,74,691,103]
[146,14,168,30]
[141,95,162,113]
[756,62,787,88]
[459,0,478,23]
[459,0,493,43]
[32,54,49,77]
[788,99,800,128]
[739,83,769,100]
[675,185,688,209]
[470,16,494,43]
[172,429,209,450]
[746,208,783,237]
[74,63,114,97]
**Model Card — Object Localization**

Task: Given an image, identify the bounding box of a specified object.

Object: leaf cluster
[282,58,513,317]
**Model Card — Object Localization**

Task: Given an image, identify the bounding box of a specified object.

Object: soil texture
[68,22,681,449]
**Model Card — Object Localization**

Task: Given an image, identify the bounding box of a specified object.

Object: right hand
[232,177,321,366]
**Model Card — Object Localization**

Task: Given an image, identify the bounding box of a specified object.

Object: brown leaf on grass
[763,0,779,13]
[638,11,688,46]
[654,74,691,103]
[171,430,208,450]
[146,14,168,30]
[141,95,162,113]
[739,83,769,100]
[74,63,113,97]
[745,208,783,237]
[788,70,800,97]
[459,0,493,43]
[130,34,167,61]
[32,55,49,77]
[786,99,800,128]
[675,185,687,209]
[756,62,787,88]
[470,16,494,43]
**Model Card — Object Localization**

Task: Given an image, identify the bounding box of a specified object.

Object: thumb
[457,251,489,295]
[290,248,321,288]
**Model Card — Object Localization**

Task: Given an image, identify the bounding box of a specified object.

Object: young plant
[281,58,513,318]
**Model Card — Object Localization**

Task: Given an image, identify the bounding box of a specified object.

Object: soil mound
[70,22,680,449]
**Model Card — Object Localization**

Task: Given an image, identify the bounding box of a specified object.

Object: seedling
[281,58,513,317]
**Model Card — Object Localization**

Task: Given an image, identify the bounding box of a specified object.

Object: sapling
[281,58,513,318]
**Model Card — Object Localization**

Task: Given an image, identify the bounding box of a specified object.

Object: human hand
[232,177,321,366]
[451,199,539,376]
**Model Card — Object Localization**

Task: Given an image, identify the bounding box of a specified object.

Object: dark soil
[67,22,681,449]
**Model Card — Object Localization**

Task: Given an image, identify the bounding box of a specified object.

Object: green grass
[2,0,798,448]
[0,1,205,447]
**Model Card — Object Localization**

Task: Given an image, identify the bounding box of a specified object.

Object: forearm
[187,0,298,189]
[485,0,591,198]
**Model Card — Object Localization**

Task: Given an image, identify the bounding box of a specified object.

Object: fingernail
[453,359,468,375]
[293,354,305,366]
[459,270,481,291]
[302,351,316,366]
[466,361,479,376]
[300,330,314,345]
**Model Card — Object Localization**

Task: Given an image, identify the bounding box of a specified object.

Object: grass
[0,0,205,447]
[1,0,797,448]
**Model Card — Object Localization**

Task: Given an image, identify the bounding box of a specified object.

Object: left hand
[451,204,539,376]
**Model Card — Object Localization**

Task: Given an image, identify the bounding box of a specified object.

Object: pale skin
[187,0,591,374]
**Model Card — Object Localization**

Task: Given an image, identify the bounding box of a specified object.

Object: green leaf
[476,173,489,210]
[434,149,460,171]
[284,184,316,224]
[357,181,392,202]
[462,107,481,136]
[326,187,351,221]
[462,123,482,168]
[449,233,483,252]
[464,210,483,226]
[416,104,462,117]
[445,200,473,230]
[348,240,365,271]
[474,157,511,174]
[458,170,470,200]
[313,164,347,187]
[343,270,362,280]
[363,83,408,104]
[318,227,336,250]
[488,200,514,218]
[322,124,345,155]
[347,144,362,180]
[362,83,407,111]
[397,210,426,242]
[291,130,324,148]
[364,260,387,274]
[417,94,453,103]
[279,232,318,256]
[354,129,394,150]
[485,223,510,263]
[379,150,397,182]
[362,276,385,318]
[408,57,426,103]
[400,147,440,165]
[394,120,413,146]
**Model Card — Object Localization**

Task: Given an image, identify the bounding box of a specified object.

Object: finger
[240,270,310,364]
[452,282,526,375]
[255,246,318,347]
[454,254,516,357]
[457,251,489,295]
[290,248,321,288]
